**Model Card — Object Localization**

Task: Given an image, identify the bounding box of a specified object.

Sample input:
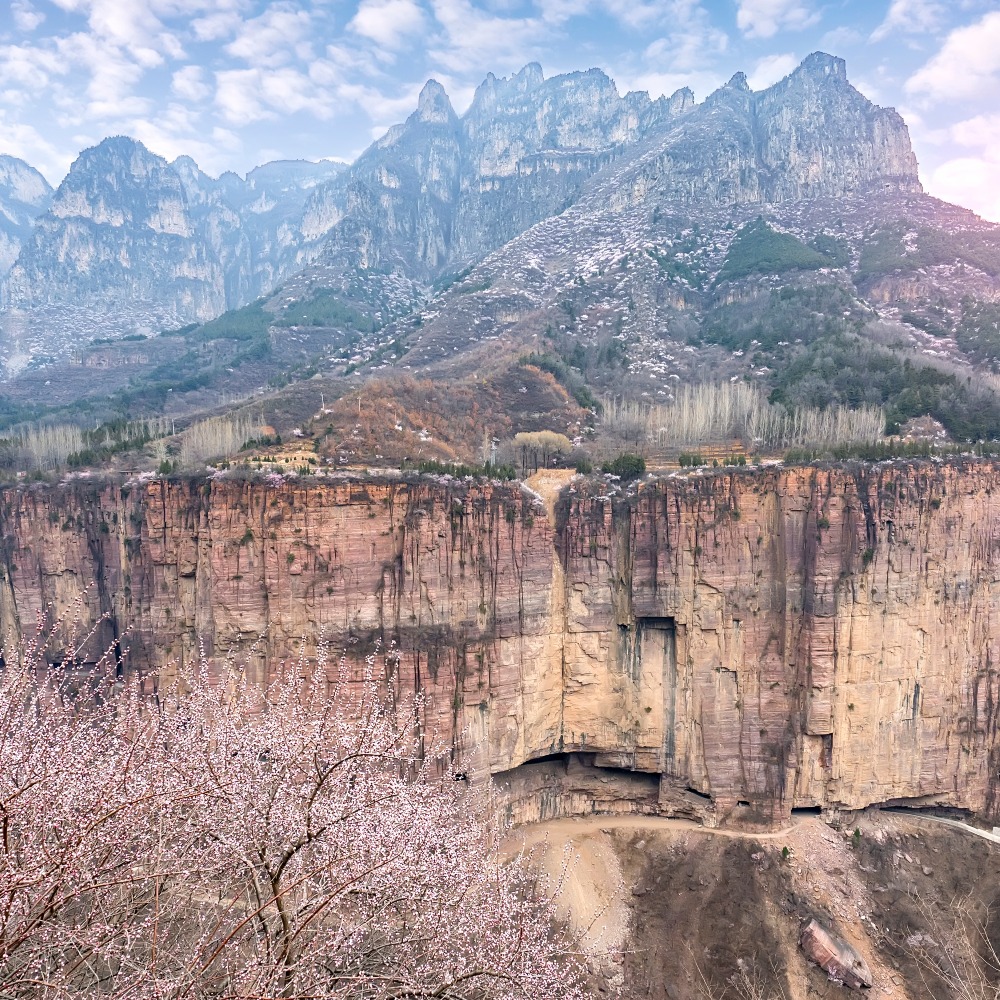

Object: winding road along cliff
[1,461,998,828]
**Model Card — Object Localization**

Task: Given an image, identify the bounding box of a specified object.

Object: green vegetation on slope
[770,335,1000,439]
[856,223,1000,280]
[717,219,833,283]
[187,303,271,343]
[698,282,863,351]
[809,233,850,267]
[956,298,1000,367]
[277,289,375,331]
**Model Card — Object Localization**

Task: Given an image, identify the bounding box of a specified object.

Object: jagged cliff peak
[726,71,751,92]
[72,135,161,172]
[0,155,53,279]
[797,51,847,80]
[512,62,544,92]
[415,79,457,125]
[468,63,546,116]
[666,87,696,113]
[47,136,182,219]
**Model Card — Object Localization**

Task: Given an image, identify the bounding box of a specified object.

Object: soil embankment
[517,810,1000,998]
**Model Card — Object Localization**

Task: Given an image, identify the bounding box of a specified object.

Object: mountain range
[2,52,1000,449]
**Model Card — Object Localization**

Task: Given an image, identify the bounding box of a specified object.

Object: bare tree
[179,413,261,467]
[693,952,788,1000]
[0,621,589,999]
[906,894,1000,1000]
[601,383,884,457]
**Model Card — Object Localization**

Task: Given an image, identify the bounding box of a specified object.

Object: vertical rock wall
[0,463,997,827]
[559,463,1000,825]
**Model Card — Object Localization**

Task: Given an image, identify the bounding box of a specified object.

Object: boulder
[799,918,873,989]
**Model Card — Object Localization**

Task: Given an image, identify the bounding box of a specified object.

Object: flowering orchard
[0,623,588,999]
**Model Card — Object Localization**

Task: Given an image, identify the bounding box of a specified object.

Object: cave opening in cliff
[492,751,661,819]
[508,750,658,781]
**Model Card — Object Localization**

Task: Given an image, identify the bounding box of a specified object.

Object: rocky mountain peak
[0,155,53,278]
[512,62,544,92]
[75,135,159,176]
[0,52,941,366]
[750,51,921,198]
[415,80,456,125]
[798,51,847,80]
[170,154,215,204]
[666,87,696,114]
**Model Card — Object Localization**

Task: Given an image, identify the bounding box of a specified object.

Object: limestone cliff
[0,462,997,828]
[0,156,52,278]
[0,140,342,360]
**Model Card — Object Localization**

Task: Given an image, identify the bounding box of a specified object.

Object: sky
[1,0,999,221]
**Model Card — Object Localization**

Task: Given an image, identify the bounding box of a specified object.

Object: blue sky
[1,0,999,220]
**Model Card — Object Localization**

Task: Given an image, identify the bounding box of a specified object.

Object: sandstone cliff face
[0,463,997,828]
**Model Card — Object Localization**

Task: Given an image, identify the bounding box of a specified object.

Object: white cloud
[906,11,1000,102]
[191,11,244,42]
[214,68,271,124]
[172,64,210,101]
[49,0,190,63]
[215,65,334,125]
[124,104,243,177]
[56,31,146,109]
[349,0,427,50]
[225,4,314,68]
[819,25,863,50]
[746,52,798,90]
[600,1,727,102]
[927,156,1000,222]
[735,0,819,39]
[12,1,46,32]
[0,42,65,88]
[951,112,1000,159]
[427,0,549,75]
[870,0,945,42]
[915,111,1000,222]
[637,3,728,73]
[603,0,681,30]
[0,110,69,184]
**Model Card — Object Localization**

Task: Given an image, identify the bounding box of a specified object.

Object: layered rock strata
[0,462,997,827]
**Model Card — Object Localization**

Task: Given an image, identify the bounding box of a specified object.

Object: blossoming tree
[0,625,587,999]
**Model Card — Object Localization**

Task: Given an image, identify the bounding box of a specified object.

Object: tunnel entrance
[492,751,660,824]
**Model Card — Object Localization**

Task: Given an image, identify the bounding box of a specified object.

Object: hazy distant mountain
[0,142,343,369]
[0,155,53,277]
[3,51,998,407]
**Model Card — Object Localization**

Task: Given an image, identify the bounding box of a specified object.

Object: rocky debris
[799,918,873,988]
